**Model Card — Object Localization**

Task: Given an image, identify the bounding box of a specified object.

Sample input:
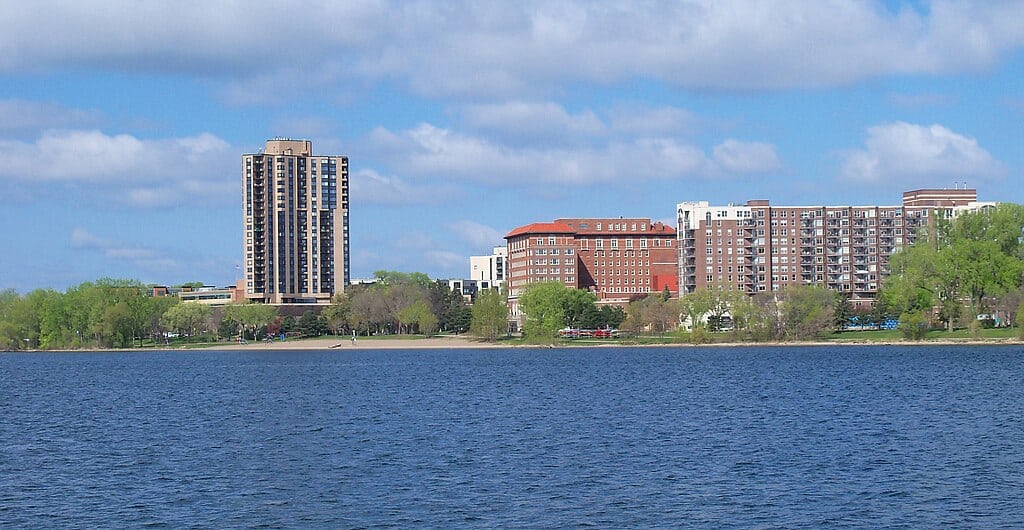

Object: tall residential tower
[242,139,349,304]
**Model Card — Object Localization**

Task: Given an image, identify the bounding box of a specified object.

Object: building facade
[505,218,678,321]
[242,139,349,304]
[469,246,508,291]
[676,188,994,307]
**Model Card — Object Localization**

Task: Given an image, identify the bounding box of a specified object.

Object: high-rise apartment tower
[242,139,349,304]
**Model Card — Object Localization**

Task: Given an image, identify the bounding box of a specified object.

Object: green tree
[99,301,134,348]
[348,285,390,335]
[578,304,604,329]
[470,288,508,341]
[161,302,212,338]
[868,298,890,330]
[623,295,680,337]
[881,204,1024,332]
[833,294,854,331]
[517,281,569,340]
[598,305,626,329]
[561,288,599,329]
[374,270,434,289]
[429,281,469,333]
[1016,298,1024,338]
[728,293,770,341]
[322,292,352,334]
[298,310,328,336]
[136,295,178,344]
[899,310,929,339]
[779,285,837,340]
[398,300,437,335]
[448,306,473,333]
[0,289,34,350]
[223,303,278,340]
[679,287,731,331]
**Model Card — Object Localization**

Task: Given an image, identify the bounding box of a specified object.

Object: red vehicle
[592,328,620,339]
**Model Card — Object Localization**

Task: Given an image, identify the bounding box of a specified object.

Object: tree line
[322,271,469,336]
[879,203,1024,337]
[516,280,837,342]
[0,270,512,350]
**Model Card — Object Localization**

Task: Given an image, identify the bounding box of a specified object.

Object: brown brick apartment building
[676,188,993,307]
[505,218,679,320]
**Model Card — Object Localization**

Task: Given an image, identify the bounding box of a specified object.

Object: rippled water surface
[2,346,1023,528]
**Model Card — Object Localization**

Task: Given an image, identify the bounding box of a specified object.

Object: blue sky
[2,0,1023,292]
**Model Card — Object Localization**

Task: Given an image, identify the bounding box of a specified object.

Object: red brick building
[505,218,678,322]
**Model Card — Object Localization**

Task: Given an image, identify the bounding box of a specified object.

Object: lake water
[2,346,1023,528]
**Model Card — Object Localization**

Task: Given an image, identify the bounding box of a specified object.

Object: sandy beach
[208,334,1023,351]
[214,334,509,351]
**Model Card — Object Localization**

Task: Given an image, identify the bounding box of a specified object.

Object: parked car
[592,328,620,339]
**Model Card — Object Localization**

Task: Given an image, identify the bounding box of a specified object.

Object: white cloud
[69,228,180,273]
[424,250,467,271]
[350,168,459,205]
[839,122,1005,186]
[70,227,107,249]
[607,105,700,137]
[460,101,605,143]
[712,140,782,173]
[366,122,778,186]
[449,221,505,249]
[1,2,1022,97]
[0,99,103,135]
[0,129,236,207]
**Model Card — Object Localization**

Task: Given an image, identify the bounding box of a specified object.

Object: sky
[2,0,1024,292]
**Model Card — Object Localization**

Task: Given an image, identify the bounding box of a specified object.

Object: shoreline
[10,335,1024,353]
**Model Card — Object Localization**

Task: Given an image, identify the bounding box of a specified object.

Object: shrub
[899,311,928,340]
[689,325,710,345]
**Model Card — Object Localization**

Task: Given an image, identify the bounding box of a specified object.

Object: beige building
[242,139,349,304]
[676,188,994,308]
[469,246,508,291]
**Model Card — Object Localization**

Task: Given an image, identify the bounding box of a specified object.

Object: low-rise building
[505,217,679,324]
[469,246,507,292]
[177,280,247,306]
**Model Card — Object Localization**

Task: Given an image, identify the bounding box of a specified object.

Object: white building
[469,245,507,291]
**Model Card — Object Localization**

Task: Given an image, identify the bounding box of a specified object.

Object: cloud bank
[2,1,1022,99]
[840,121,1005,188]
[0,129,236,207]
